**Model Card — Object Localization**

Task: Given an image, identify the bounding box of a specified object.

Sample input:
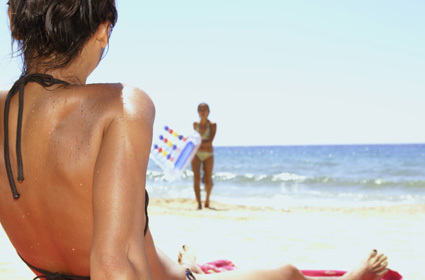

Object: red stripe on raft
[300,269,402,280]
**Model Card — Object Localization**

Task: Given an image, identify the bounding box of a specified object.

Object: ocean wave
[212,172,307,183]
[271,172,306,182]
[146,169,425,189]
[214,172,237,181]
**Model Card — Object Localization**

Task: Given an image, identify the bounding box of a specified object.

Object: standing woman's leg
[202,155,214,208]
[191,156,203,209]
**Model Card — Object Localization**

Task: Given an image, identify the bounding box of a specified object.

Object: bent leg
[202,155,214,208]
[191,156,202,209]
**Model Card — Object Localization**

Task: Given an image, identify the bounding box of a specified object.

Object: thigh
[191,156,201,177]
[202,155,214,181]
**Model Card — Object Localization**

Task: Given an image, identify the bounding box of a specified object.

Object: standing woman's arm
[201,122,217,145]
[90,86,155,280]
[209,122,217,143]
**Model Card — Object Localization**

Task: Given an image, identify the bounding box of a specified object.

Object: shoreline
[148,197,425,219]
[1,199,423,279]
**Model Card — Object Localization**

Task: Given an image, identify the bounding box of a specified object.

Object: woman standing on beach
[0,1,389,279]
[191,103,217,209]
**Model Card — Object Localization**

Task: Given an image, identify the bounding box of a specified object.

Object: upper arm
[210,123,217,142]
[90,86,155,279]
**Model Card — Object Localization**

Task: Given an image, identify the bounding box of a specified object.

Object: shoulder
[114,84,155,120]
[83,83,154,111]
[0,89,9,116]
[0,85,10,100]
[0,89,7,103]
[82,83,155,127]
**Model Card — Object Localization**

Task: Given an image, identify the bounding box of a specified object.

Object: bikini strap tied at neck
[4,73,69,199]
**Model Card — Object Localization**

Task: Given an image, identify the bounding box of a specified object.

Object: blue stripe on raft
[175,141,196,170]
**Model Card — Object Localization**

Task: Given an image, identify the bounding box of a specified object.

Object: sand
[1,199,424,280]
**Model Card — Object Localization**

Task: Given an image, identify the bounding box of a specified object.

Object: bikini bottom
[19,254,89,280]
[196,151,213,162]
[19,256,196,280]
[21,255,196,279]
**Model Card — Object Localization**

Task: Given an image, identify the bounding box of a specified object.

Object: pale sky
[0,1,424,146]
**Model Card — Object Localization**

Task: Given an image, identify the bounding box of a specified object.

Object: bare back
[0,81,154,276]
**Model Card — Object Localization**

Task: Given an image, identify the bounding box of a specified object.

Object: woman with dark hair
[1,1,156,279]
[191,103,216,209]
[0,1,390,280]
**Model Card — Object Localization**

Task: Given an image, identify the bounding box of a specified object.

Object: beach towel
[301,269,402,280]
[199,260,402,279]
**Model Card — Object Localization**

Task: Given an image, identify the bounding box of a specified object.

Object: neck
[27,56,92,85]
[46,68,87,85]
[25,69,86,86]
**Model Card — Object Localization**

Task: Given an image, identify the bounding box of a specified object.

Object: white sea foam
[271,172,306,182]
[213,172,236,180]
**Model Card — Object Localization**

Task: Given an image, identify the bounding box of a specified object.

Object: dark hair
[197,103,210,111]
[7,0,118,74]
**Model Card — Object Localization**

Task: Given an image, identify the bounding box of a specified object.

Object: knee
[203,177,212,185]
[276,264,304,280]
[192,172,201,181]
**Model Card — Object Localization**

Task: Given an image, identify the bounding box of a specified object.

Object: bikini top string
[4,73,69,199]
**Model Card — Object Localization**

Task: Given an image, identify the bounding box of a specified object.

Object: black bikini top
[4,73,69,199]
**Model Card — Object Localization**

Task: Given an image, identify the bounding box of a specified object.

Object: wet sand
[1,199,424,279]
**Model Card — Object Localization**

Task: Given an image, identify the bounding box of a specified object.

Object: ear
[94,22,111,49]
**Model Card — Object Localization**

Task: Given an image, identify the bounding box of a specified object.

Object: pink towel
[301,269,402,280]
[199,259,402,279]
[199,259,236,274]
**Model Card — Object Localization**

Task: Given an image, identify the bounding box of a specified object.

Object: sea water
[146,144,425,208]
